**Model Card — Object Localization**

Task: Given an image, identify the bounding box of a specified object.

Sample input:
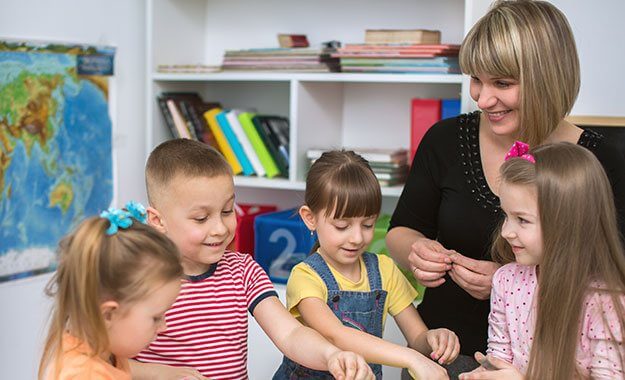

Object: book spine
[263,118,290,172]
[216,111,255,176]
[166,99,192,139]
[441,98,461,120]
[410,98,442,162]
[179,100,203,141]
[157,97,179,138]
[253,116,288,176]
[203,108,243,175]
[226,110,266,177]
[238,112,280,178]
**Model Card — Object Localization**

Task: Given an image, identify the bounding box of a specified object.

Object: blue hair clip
[100,208,133,235]
[100,201,148,235]
[125,201,147,224]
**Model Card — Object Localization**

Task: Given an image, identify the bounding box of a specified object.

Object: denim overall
[273,252,387,379]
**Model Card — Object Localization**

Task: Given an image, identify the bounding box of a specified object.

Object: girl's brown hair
[460,0,580,146]
[38,215,183,379]
[492,142,625,379]
[305,150,381,219]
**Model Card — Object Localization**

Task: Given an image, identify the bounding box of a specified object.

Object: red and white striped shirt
[135,251,277,379]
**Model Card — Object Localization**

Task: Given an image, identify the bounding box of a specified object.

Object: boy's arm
[128,359,208,380]
[253,296,373,379]
[294,296,447,378]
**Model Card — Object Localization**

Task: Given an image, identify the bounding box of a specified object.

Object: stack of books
[332,29,460,74]
[306,148,409,187]
[157,92,290,178]
[222,47,339,72]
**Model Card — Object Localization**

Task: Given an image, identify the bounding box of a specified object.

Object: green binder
[236,111,281,178]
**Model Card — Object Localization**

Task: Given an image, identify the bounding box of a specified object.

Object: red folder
[410,99,442,162]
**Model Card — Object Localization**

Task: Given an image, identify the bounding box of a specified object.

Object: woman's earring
[310,229,314,237]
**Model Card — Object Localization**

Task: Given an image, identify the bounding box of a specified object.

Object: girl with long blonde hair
[39,202,183,379]
[460,142,625,380]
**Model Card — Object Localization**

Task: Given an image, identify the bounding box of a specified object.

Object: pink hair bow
[504,141,535,163]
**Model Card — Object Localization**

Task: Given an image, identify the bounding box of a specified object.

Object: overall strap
[362,252,383,290]
[303,253,340,291]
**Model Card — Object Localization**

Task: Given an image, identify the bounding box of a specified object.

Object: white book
[226,110,266,177]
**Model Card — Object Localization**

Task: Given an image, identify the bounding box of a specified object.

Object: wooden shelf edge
[566,115,625,127]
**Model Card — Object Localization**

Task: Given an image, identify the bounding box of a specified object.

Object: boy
[130,139,373,380]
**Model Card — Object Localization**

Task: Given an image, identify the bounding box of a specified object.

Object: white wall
[1,1,623,379]
[0,1,146,378]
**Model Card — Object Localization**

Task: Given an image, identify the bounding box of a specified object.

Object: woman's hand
[426,328,460,365]
[327,350,375,380]
[458,352,523,380]
[448,252,500,300]
[408,237,454,288]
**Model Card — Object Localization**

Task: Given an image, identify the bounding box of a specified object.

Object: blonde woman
[386,1,625,377]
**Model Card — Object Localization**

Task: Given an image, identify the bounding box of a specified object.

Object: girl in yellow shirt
[273,151,460,379]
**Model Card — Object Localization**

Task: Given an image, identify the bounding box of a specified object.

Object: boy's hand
[458,352,523,380]
[327,350,375,380]
[426,328,460,365]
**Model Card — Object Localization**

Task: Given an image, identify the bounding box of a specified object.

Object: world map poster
[0,40,114,282]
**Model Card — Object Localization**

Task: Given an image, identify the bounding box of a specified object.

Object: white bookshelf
[146,0,479,211]
[145,0,485,375]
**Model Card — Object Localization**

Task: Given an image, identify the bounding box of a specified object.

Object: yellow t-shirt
[286,253,418,326]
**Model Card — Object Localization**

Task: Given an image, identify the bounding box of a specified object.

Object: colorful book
[364,29,441,45]
[237,111,281,178]
[410,98,442,162]
[166,99,192,139]
[253,116,290,175]
[226,110,266,177]
[216,111,255,176]
[441,99,461,120]
[156,96,179,139]
[203,108,243,175]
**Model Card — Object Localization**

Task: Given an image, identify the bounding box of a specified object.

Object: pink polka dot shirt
[487,263,625,378]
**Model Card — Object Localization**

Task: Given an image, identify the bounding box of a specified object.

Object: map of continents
[0,49,112,281]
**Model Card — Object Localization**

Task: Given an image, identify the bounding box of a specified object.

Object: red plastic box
[229,203,277,257]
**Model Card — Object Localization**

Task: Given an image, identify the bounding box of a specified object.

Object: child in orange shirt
[38,201,183,379]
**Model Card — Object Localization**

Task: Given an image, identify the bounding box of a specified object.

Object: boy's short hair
[145,139,232,206]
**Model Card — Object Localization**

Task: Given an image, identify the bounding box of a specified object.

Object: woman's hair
[459,0,580,146]
[492,142,625,379]
[38,214,183,379]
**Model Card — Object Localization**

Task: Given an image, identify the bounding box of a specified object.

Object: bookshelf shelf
[234,176,404,197]
[146,0,478,214]
[152,72,464,85]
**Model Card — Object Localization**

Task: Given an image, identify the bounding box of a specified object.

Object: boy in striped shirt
[130,139,373,380]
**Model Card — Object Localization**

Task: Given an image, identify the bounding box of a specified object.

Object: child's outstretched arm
[297,297,450,380]
[254,296,375,380]
[129,360,208,380]
[394,304,460,365]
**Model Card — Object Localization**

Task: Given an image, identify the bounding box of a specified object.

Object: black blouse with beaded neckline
[389,111,625,355]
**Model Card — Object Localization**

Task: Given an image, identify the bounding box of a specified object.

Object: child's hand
[407,356,449,380]
[426,328,460,365]
[151,363,209,380]
[327,350,375,380]
[458,352,524,380]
